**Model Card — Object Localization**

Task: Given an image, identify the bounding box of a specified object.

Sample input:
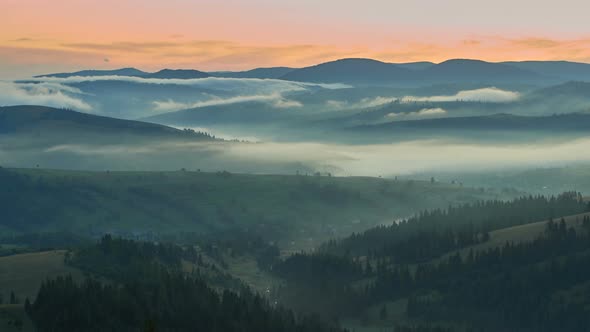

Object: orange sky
[2,0,590,78]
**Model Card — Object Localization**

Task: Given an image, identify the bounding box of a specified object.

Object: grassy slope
[0,250,84,301]
[0,250,83,331]
[0,305,34,332]
[0,198,583,331]
[224,255,281,295]
[3,168,505,250]
[347,211,590,330]
[444,211,590,260]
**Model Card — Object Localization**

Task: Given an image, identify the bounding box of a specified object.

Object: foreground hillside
[0,251,84,301]
[0,191,587,331]
[0,251,85,332]
[267,194,590,331]
[17,236,345,332]
[439,211,590,261]
[0,167,504,250]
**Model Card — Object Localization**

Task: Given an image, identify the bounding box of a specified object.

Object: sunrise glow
[2,0,590,78]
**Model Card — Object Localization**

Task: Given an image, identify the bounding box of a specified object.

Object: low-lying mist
[216,138,590,176]
[3,136,590,179]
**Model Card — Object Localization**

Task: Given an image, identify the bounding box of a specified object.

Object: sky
[2,0,590,78]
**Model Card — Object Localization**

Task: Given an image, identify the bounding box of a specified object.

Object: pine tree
[24,298,31,314]
[365,259,373,275]
[143,319,157,332]
[379,304,388,320]
[9,291,17,304]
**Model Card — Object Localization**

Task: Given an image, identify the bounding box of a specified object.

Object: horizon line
[34,57,590,76]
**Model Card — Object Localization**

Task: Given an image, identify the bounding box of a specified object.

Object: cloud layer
[15,76,348,115]
[402,87,520,103]
[152,93,302,112]
[324,87,520,113]
[0,81,92,111]
[15,137,590,177]
[324,96,398,110]
[216,138,590,176]
[31,75,350,91]
[386,108,447,120]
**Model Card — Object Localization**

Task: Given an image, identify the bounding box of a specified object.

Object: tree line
[269,193,590,330]
[27,236,345,332]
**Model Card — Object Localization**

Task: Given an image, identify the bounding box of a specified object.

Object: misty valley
[3,17,590,331]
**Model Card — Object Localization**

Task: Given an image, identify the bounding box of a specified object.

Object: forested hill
[320,192,588,259]
[350,113,590,134]
[4,190,590,332]
[0,167,506,250]
[268,193,590,331]
[0,105,214,140]
[26,236,344,332]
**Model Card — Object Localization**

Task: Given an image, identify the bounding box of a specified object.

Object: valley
[2,16,590,329]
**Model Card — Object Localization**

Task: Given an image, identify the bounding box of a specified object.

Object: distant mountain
[0,105,214,140]
[280,58,417,84]
[36,68,209,79]
[352,113,590,133]
[36,68,148,78]
[527,81,590,98]
[514,81,590,115]
[280,58,541,85]
[62,79,225,119]
[503,61,590,81]
[34,59,590,84]
[209,67,296,79]
[144,101,291,126]
[143,69,210,79]
[396,61,435,70]
[422,59,540,82]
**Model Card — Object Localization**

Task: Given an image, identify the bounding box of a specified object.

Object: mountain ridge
[143,69,210,79]
[35,58,590,83]
[0,105,215,140]
[36,67,149,78]
[351,112,590,132]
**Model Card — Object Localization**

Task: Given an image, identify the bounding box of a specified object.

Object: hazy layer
[3,137,589,177]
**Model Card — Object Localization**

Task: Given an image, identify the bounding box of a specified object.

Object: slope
[0,167,506,250]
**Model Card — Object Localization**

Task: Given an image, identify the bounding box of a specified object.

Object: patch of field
[341,298,408,331]
[0,305,34,332]
[0,250,84,302]
[0,244,29,257]
[225,255,281,295]
[476,212,589,250]
[443,212,590,260]
[553,280,590,306]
